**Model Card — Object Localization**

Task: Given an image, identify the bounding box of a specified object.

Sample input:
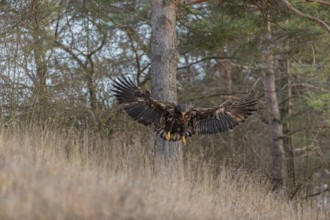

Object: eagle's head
[175,104,194,121]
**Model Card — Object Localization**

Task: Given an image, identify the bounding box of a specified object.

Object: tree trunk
[150,0,183,174]
[262,20,287,192]
[219,60,232,94]
[277,45,296,192]
[86,69,98,111]
[31,0,48,121]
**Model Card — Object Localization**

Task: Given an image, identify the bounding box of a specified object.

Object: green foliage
[305,92,330,126]
[178,2,263,60]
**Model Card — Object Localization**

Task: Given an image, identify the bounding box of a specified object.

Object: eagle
[111,75,257,145]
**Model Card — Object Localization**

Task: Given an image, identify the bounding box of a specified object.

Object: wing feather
[112,75,174,128]
[192,90,257,134]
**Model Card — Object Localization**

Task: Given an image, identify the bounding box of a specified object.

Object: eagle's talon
[182,136,186,145]
[167,132,171,141]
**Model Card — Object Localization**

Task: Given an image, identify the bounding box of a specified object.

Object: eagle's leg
[180,124,188,145]
[165,119,174,141]
[181,136,186,145]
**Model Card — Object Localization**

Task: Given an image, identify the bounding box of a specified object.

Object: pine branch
[305,0,330,6]
[282,0,330,33]
[181,0,209,5]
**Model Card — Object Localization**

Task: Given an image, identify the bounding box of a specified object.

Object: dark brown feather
[111,75,174,129]
[112,75,257,143]
[191,90,256,134]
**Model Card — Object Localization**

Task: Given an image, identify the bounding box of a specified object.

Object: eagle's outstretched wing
[111,75,174,129]
[191,90,257,134]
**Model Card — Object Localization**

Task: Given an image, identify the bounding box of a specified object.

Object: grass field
[0,127,327,219]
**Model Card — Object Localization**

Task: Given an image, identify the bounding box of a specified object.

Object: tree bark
[262,20,287,192]
[276,44,296,192]
[150,0,183,174]
[31,0,48,121]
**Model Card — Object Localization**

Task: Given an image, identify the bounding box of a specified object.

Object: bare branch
[54,40,85,69]
[282,0,330,33]
[181,0,209,5]
[88,33,107,57]
[304,186,329,199]
[290,82,330,93]
[126,28,142,85]
[177,56,235,70]
[305,0,330,6]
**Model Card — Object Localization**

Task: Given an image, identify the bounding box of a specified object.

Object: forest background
[0,0,329,219]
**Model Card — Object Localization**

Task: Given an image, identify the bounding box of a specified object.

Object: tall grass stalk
[0,126,327,219]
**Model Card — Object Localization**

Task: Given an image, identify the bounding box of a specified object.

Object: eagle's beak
[181,136,186,145]
[167,132,171,141]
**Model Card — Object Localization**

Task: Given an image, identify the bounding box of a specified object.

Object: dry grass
[0,127,327,220]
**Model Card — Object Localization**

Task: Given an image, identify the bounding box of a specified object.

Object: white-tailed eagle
[112,75,257,144]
